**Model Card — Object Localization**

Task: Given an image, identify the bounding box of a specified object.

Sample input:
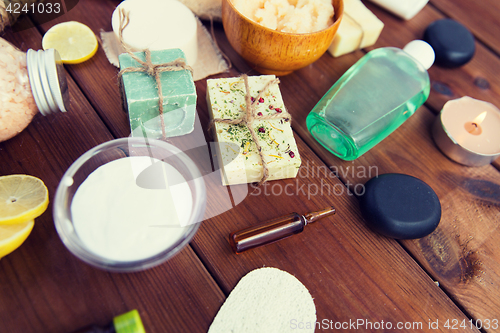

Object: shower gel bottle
[307,40,435,160]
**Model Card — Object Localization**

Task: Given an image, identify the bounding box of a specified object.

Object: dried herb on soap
[210,75,293,185]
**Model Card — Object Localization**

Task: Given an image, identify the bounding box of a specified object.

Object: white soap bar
[177,0,222,21]
[208,267,316,333]
[328,14,363,57]
[206,75,301,185]
[328,0,384,57]
[111,0,198,66]
[367,0,429,20]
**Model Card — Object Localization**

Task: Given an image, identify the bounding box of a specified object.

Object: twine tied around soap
[210,75,292,186]
[117,9,193,140]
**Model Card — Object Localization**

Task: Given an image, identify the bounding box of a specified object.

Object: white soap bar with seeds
[206,75,301,185]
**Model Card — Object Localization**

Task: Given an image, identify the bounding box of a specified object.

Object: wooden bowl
[222,0,343,76]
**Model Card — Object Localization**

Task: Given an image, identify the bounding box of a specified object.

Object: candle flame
[472,111,487,126]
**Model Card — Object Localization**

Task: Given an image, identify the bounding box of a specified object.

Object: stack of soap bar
[119,48,197,139]
[206,75,301,185]
[328,0,384,57]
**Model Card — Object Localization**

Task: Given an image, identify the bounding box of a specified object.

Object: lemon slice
[42,21,98,64]
[0,220,34,259]
[0,175,49,225]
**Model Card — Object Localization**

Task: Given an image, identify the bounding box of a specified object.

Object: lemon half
[0,175,49,225]
[42,21,98,64]
[0,220,34,258]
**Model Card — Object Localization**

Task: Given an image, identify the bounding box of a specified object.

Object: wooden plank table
[1,0,499,332]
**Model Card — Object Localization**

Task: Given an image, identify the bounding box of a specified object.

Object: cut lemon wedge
[42,21,98,64]
[0,220,34,259]
[0,175,49,225]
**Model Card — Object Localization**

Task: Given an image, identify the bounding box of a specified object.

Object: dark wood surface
[1,0,499,332]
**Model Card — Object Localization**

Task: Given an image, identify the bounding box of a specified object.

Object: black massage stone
[423,19,475,68]
[359,174,441,239]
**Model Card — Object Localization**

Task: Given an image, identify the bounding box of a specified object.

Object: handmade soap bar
[112,0,198,65]
[206,75,301,185]
[366,0,428,20]
[328,0,384,57]
[119,48,196,138]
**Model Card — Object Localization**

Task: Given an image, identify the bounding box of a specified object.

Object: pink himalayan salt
[0,38,39,143]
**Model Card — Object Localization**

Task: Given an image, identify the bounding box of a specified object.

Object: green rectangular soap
[119,48,197,138]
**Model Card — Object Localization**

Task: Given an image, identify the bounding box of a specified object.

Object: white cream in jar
[71,156,193,262]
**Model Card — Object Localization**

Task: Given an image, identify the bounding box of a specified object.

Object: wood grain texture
[291,102,500,322]
[222,1,500,329]
[190,72,475,331]
[191,132,477,332]
[0,16,225,333]
[2,0,499,331]
[362,4,500,111]
[362,2,500,165]
[32,0,130,139]
[430,0,500,57]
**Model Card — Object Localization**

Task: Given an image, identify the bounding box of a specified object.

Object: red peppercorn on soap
[207,75,301,185]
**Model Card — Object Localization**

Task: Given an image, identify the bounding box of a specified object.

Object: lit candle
[463,111,486,136]
[432,96,500,166]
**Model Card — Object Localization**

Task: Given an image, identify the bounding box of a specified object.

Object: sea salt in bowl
[222,0,343,76]
[54,138,206,272]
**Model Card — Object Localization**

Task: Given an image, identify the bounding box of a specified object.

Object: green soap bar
[119,48,197,138]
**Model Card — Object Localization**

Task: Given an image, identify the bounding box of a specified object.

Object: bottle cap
[402,40,435,70]
[26,49,69,115]
[423,19,475,68]
[359,173,441,239]
[113,309,146,333]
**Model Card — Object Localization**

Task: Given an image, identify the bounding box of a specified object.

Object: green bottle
[70,310,146,333]
[307,40,435,160]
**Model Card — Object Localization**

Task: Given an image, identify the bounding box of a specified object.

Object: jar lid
[27,50,51,116]
[45,49,68,112]
[37,50,59,113]
[359,173,441,239]
[27,49,69,115]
